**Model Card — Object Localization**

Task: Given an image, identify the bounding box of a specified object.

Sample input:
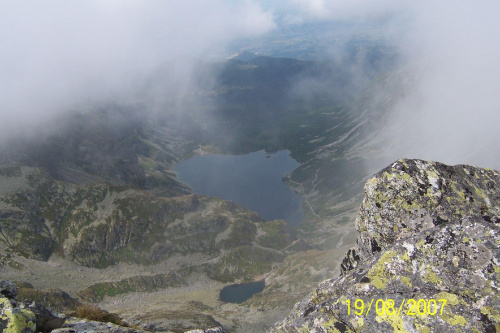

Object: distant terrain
[0,48,401,332]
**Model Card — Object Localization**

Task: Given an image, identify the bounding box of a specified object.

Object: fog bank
[296,0,500,169]
[0,1,275,140]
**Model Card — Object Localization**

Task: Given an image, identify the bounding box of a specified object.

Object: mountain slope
[0,54,400,332]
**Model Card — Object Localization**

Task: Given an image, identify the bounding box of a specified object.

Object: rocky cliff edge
[271,158,500,332]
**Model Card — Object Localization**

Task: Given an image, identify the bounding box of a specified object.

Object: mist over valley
[1,1,500,332]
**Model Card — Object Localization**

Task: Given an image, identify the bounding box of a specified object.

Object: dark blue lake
[173,150,303,226]
[219,280,266,303]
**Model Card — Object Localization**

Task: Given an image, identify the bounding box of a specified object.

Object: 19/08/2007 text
[345,299,447,316]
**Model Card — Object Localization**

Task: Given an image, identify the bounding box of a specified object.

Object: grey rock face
[355,159,500,261]
[271,159,500,333]
[185,328,226,333]
[23,300,66,332]
[0,280,18,300]
[52,318,146,333]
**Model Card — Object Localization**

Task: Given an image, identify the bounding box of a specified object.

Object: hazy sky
[1,1,500,168]
[393,1,500,168]
[294,0,500,168]
[382,1,500,168]
[0,1,275,137]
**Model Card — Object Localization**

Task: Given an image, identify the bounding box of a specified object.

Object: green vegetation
[78,270,190,302]
[256,220,296,250]
[208,246,283,282]
[222,220,257,249]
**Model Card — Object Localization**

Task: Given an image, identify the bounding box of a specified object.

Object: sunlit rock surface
[271,159,500,332]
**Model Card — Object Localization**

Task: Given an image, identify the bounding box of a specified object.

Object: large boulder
[272,159,500,332]
[355,159,500,260]
[0,296,36,333]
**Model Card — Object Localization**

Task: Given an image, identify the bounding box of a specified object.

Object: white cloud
[290,0,500,168]
[0,0,275,138]
[384,1,500,168]
[290,0,404,21]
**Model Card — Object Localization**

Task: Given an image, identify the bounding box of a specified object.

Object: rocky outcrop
[136,312,225,333]
[185,328,226,333]
[0,168,296,278]
[17,286,82,314]
[0,280,151,332]
[0,297,37,333]
[272,159,500,332]
[51,318,145,333]
[1,279,227,333]
[0,281,37,332]
[0,280,18,300]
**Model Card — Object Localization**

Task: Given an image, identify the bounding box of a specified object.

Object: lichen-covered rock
[356,158,500,260]
[271,159,500,333]
[0,296,36,333]
[23,300,66,332]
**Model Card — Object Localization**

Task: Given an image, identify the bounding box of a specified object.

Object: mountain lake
[219,280,266,303]
[174,150,303,303]
[174,150,303,226]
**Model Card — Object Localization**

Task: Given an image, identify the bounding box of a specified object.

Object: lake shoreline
[173,150,304,226]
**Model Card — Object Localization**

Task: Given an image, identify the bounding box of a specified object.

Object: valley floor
[1,239,354,332]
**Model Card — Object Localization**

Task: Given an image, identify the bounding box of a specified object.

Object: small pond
[173,150,303,226]
[219,280,266,303]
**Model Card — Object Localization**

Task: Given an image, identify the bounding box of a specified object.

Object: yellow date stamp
[345,298,447,316]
